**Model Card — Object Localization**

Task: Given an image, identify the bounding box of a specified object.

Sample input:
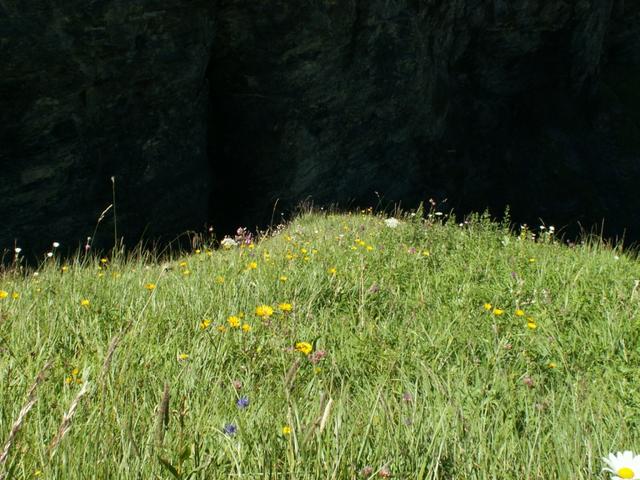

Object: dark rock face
[2,0,639,256]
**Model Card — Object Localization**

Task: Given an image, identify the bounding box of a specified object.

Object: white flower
[220,237,238,249]
[52,242,60,248]
[14,247,21,254]
[603,451,640,479]
[46,252,53,258]
[384,218,400,228]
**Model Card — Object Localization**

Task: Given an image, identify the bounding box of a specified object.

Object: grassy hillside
[1,211,639,479]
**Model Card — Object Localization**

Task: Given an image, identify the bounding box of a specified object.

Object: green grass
[1,211,639,479]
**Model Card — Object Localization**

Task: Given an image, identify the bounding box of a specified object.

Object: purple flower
[308,350,327,365]
[236,396,250,409]
[223,423,237,436]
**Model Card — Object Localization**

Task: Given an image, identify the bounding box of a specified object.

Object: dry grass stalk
[48,381,90,457]
[284,359,301,390]
[155,383,170,448]
[302,393,331,444]
[0,361,52,470]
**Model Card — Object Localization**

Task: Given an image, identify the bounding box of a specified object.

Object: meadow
[0,210,639,479]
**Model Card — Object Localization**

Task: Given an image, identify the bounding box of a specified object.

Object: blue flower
[236,396,250,409]
[223,423,237,436]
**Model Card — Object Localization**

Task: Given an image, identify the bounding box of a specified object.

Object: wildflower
[483,303,492,311]
[217,325,227,333]
[328,267,337,275]
[308,350,326,364]
[236,396,250,409]
[527,320,537,330]
[602,451,640,479]
[195,249,201,254]
[360,466,374,477]
[366,245,374,251]
[548,362,557,369]
[232,380,243,390]
[179,261,188,268]
[247,261,258,270]
[80,299,90,307]
[492,308,504,316]
[177,353,189,361]
[529,258,536,263]
[200,319,212,330]
[242,323,251,332]
[295,342,313,355]
[515,309,525,316]
[100,258,108,264]
[52,242,60,248]
[61,266,68,272]
[255,305,274,318]
[216,276,225,284]
[279,275,288,282]
[14,247,21,254]
[279,303,293,312]
[378,466,392,478]
[281,425,292,435]
[35,470,42,476]
[223,423,237,436]
[384,217,400,228]
[11,292,19,300]
[228,315,241,328]
[144,283,156,291]
[221,237,238,249]
[0,290,8,299]
[46,252,53,258]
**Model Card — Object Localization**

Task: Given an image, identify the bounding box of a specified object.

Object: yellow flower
[200,319,212,330]
[281,425,292,435]
[548,362,557,369]
[366,245,374,251]
[492,308,504,316]
[247,261,258,270]
[34,469,42,477]
[515,309,525,317]
[217,325,227,333]
[100,258,108,264]
[179,261,188,268]
[182,270,191,276]
[177,353,189,361]
[527,322,538,330]
[61,266,68,272]
[216,276,225,284]
[328,267,337,275]
[256,305,274,317]
[422,250,430,256]
[0,290,8,299]
[248,244,255,250]
[144,283,156,291]
[11,292,19,299]
[301,248,308,254]
[64,376,73,384]
[72,368,80,376]
[242,323,251,332]
[529,258,536,263]
[295,342,312,355]
[483,303,492,311]
[80,299,90,307]
[227,315,241,328]
[195,249,201,254]
[279,275,288,282]
[286,253,294,260]
[279,303,293,312]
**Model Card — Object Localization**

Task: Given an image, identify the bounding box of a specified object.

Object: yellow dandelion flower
[366,245,374,251]
[179,261,188,268]
[483,303,492,311]
[217,325,227,333]
[72,368,80,376]
[279,303,293,312]
[247,261,258,270]
[100,258,108,264]
[301,248,308,254]
[515,309,525,316]
[195,249,201,254]
[200,319,212,330]
[256,305,274,317]
[295,342,312,355]
[492,308,504,316]
[242,323,251,332]
[328,267,337,275]
[0,290,8,299]
[144,283,156,291]
[216,276,225,284]
[227,315,241,328]
[286,253,294,260]
[64,376,73,384]
[61,266,68,272]
[548,362,557,369]
[80,299,90,307]
[281,425,292,435]
[177,353,189,361]
[279,275,288,282]
[248,244,255,250]
[527,321,538,330]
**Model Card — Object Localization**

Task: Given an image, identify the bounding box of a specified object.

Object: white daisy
[220,237,238,249]
[384,217,400,228]
[603,451,640,479]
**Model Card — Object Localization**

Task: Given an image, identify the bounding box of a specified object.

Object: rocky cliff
[2,1,639,256]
